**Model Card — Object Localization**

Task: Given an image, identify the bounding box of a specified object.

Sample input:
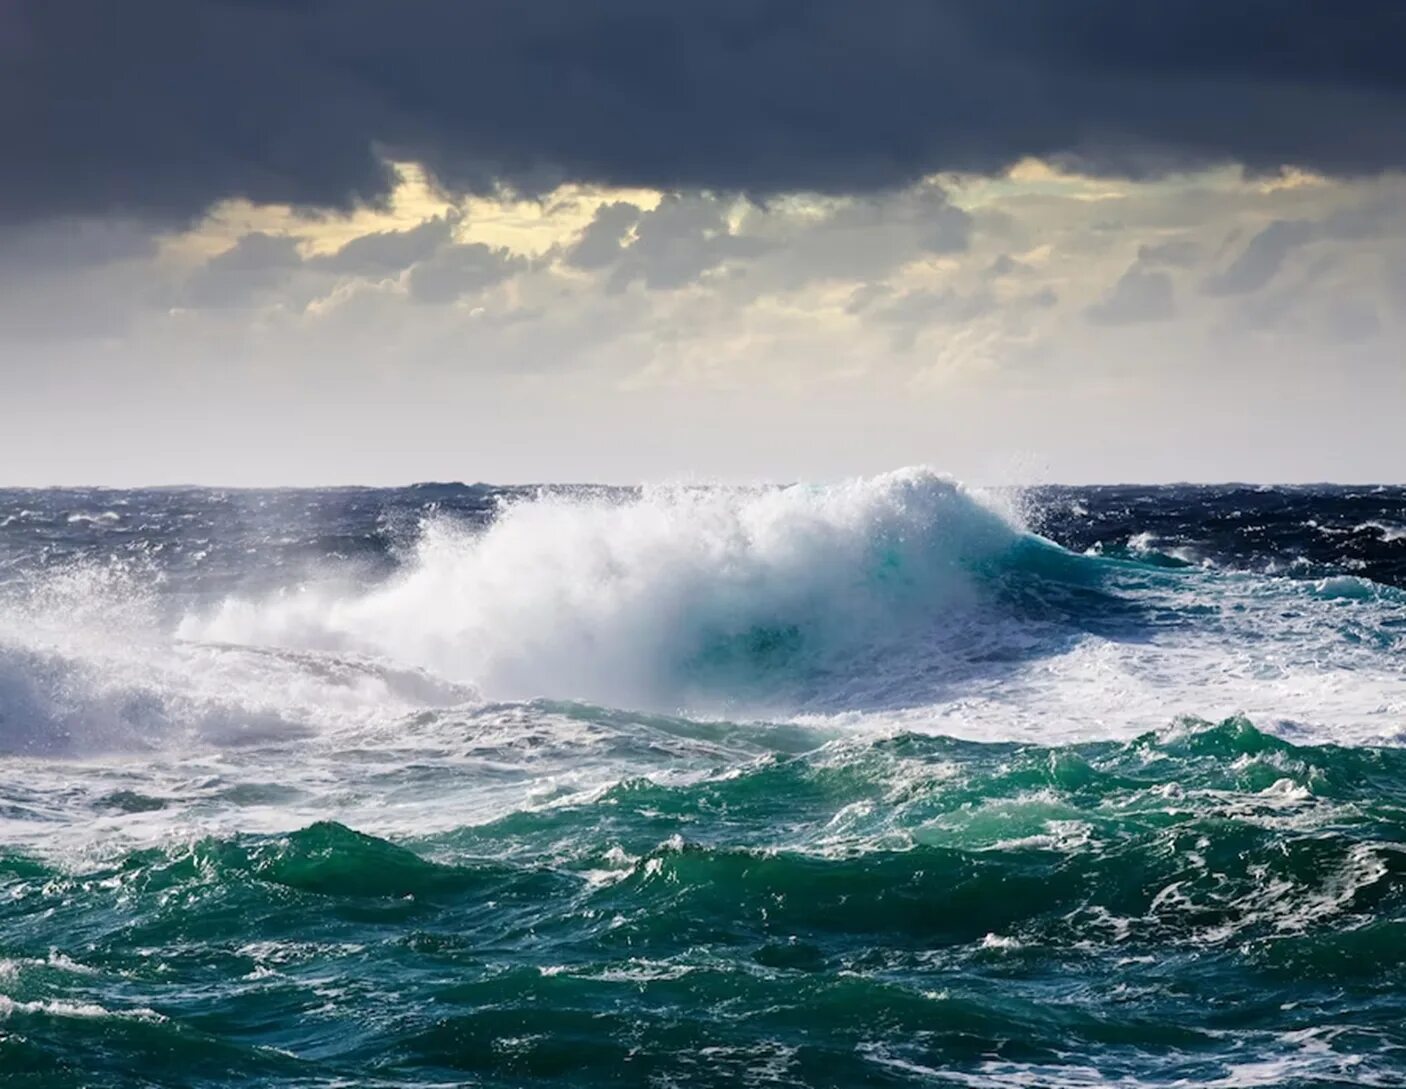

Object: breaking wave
[180,468,1072,712]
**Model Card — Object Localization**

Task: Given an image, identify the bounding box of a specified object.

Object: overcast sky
[4,1,1406,485]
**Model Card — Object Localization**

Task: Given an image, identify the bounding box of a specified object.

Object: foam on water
[0,557,472,756]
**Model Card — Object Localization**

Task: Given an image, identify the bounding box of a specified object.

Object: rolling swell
[4,720,1406,1086]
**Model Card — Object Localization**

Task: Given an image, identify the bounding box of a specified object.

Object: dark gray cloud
[405,243,525,304]
[181,232,302,308]
[1203,198,1406,297]
[605,195,767,291]
[565,203,643,271]
[314,214,459,277]
[1203,220,1318,296]
[170,221,523,311]
[6,1,1406,226]
[1086,265,1176,325]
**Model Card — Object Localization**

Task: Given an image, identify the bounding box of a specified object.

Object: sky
[4,1,1406,486]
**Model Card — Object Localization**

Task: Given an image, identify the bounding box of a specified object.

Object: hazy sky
[4,1,1406,485]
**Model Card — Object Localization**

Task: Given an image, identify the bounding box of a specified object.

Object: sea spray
[180,469,1035,709]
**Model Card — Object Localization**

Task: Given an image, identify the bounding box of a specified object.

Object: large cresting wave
[182,468,1050,712]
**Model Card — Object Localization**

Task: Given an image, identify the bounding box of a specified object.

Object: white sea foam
[0,559,472,756]
[180,467,1029,712]
[1359,520,1406,542]
[0,995,165,1023]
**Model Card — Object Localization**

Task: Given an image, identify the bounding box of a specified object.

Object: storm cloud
[6,0,1406,225]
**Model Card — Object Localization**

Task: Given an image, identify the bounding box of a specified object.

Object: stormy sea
[2,468,1405,1088]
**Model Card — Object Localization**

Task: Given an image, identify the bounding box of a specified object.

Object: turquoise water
[2,472,1405,1086]
[5,719,1406,1086]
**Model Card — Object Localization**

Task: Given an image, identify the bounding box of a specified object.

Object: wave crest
[182,468,1038,711]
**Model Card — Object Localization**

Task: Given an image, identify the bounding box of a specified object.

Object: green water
[4,717,1405,1087]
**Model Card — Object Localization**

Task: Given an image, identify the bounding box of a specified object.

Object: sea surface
[1,469,1405,1088]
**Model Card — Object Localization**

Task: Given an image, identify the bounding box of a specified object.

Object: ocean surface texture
[2,469,1405,1088]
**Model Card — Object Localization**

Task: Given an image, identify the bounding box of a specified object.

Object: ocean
[1,468,1404,1087]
